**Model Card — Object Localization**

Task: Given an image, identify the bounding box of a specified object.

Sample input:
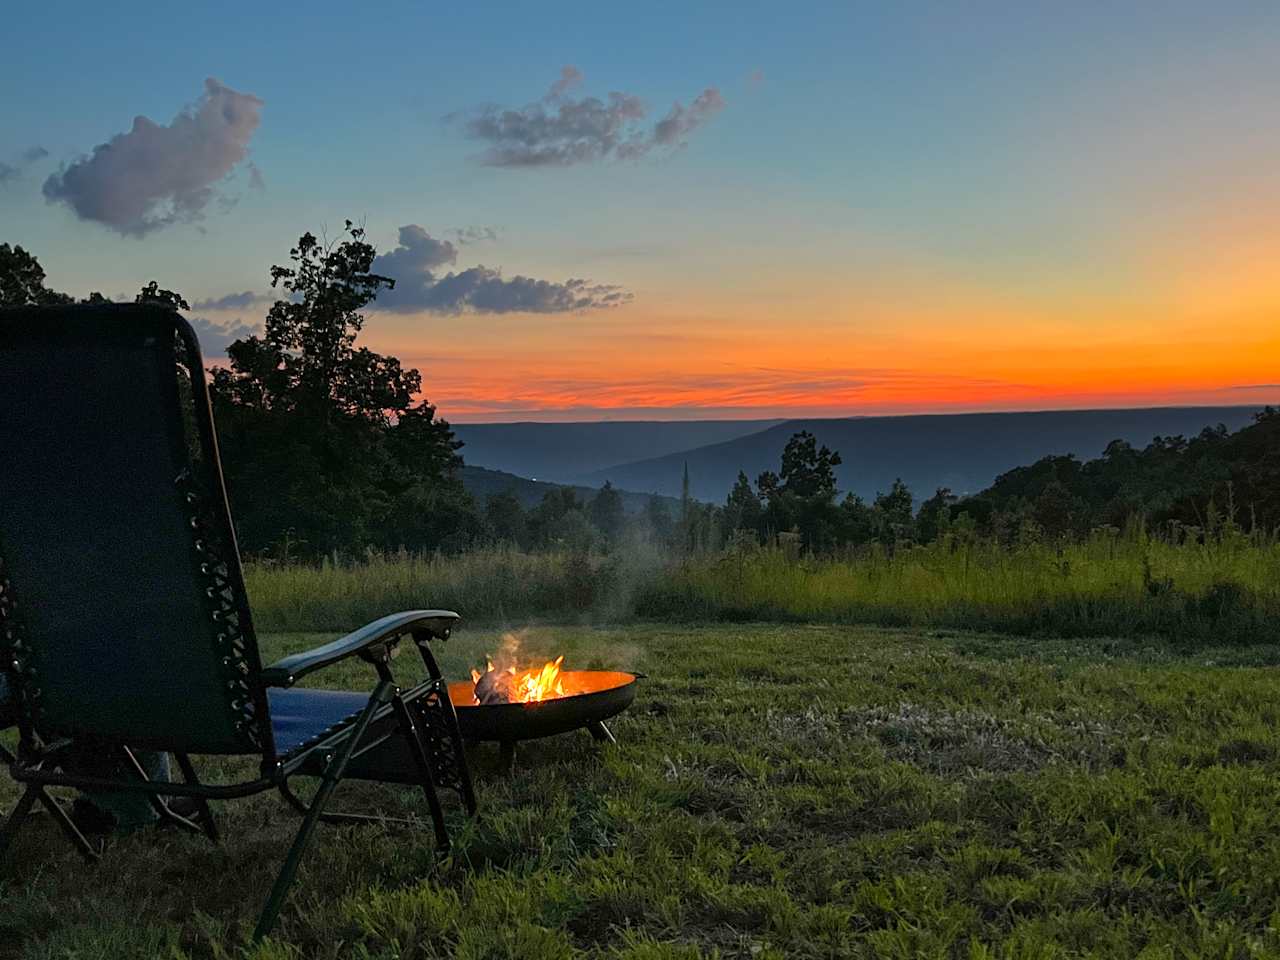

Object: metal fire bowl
[447,670,638,742]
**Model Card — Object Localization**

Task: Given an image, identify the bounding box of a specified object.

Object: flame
[471,655,566,704]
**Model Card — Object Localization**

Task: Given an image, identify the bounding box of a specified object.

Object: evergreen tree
[724,471,763,534]
[589,481,625,544]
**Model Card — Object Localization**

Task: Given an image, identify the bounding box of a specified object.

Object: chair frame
[0,305,477,940]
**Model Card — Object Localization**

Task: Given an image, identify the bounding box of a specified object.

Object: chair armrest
[259,610,459,688]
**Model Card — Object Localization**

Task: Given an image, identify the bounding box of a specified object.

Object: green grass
[243,532,1280,645]
[639,533,1280,644]
[6,623,1280,957]
[243,548,651,632]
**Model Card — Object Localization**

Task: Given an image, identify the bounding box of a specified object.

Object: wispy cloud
[454,66,724,168]
[0,145,49,186]
[43,78,263,236]
[190,290,268,312]
[393,360,1035,421]
[372,224,631,314]
[189,316,258,358]
[449,225,499,245]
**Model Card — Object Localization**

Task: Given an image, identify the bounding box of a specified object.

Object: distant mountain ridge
[459,465,680,515]
[452,420,783,483]
[577,407,1265,503]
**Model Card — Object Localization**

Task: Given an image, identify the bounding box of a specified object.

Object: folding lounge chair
[0,303,476,939]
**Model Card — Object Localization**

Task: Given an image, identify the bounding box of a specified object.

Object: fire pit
[448,656,639,769]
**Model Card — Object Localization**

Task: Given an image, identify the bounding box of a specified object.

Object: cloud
[450,225,499,245]
[652,88,726,147]
[372,223,631,314]
[190,290,267,311]
[0,145,50,187]
[547,65,583,99]
[188,315,258,357]
[455,67,724,167]
[42,78,263,236]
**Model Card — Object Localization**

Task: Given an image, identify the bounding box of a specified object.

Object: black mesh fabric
[0,305,259,754]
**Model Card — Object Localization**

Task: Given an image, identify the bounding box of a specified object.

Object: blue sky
[3,2,1278,418]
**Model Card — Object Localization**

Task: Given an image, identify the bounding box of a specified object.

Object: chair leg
[254,679,393,942]
[0,784,40,860]
[392,693,450,850]
[174,753,219,842]
[118,747,204,837]
[39,789,102,861]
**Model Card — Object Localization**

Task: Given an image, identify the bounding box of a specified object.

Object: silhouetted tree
[838,492,877,544]
[916,487,956,543]
[645,494,674,546]
[758,431,845,551]
[724,471,763,534]
[589,481,625,543]
[484,491,528,546]
[208,220,471,557]
[136,281,189,311]
[874,478,915,542]
[0,244,73,307]
[778,430,841,499]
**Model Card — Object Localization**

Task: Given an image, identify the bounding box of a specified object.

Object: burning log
[471,655,566,705]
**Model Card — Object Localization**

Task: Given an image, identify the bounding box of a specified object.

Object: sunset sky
[3,2,1278,421]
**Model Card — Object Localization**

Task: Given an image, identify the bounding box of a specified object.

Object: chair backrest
[0,304,269,755]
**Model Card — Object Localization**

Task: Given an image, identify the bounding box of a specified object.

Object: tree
[757,432,845,551]
[0,244,73,307]
[214,222,413,424]
[208,220,471,557]
[527,488,582,548]
[777,430,841,499]
[136,281,189,311]
[724,471,763,534]
[916,487,956,543]
[838,492,877,545]
[484,491,528,546]
[589,481,625,544]
[645,495,674,545]
[1033,480,1082,540]
[874,478,915,541]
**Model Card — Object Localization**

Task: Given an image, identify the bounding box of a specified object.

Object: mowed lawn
[5,624,1280,958]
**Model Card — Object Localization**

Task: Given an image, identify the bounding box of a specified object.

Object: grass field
[243,532,1280,645]
[5,622,1280,958]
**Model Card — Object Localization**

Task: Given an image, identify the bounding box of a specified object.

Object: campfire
[451,635,641,772]
[471,655,567,705]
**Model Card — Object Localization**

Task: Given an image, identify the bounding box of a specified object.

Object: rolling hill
[452,420,782,483]
[459,465,680,515]
[579,407,1265,503]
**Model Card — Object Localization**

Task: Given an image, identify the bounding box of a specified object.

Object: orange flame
[471,655,566,704]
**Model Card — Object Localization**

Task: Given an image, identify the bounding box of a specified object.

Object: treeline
[4,235,1277,562]
[708,413,1280,553]
[950,415,1280,542]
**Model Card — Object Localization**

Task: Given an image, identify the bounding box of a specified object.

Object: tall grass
[243,545,657,632]
[639,529,1280,643]
[245,530,1280,644]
